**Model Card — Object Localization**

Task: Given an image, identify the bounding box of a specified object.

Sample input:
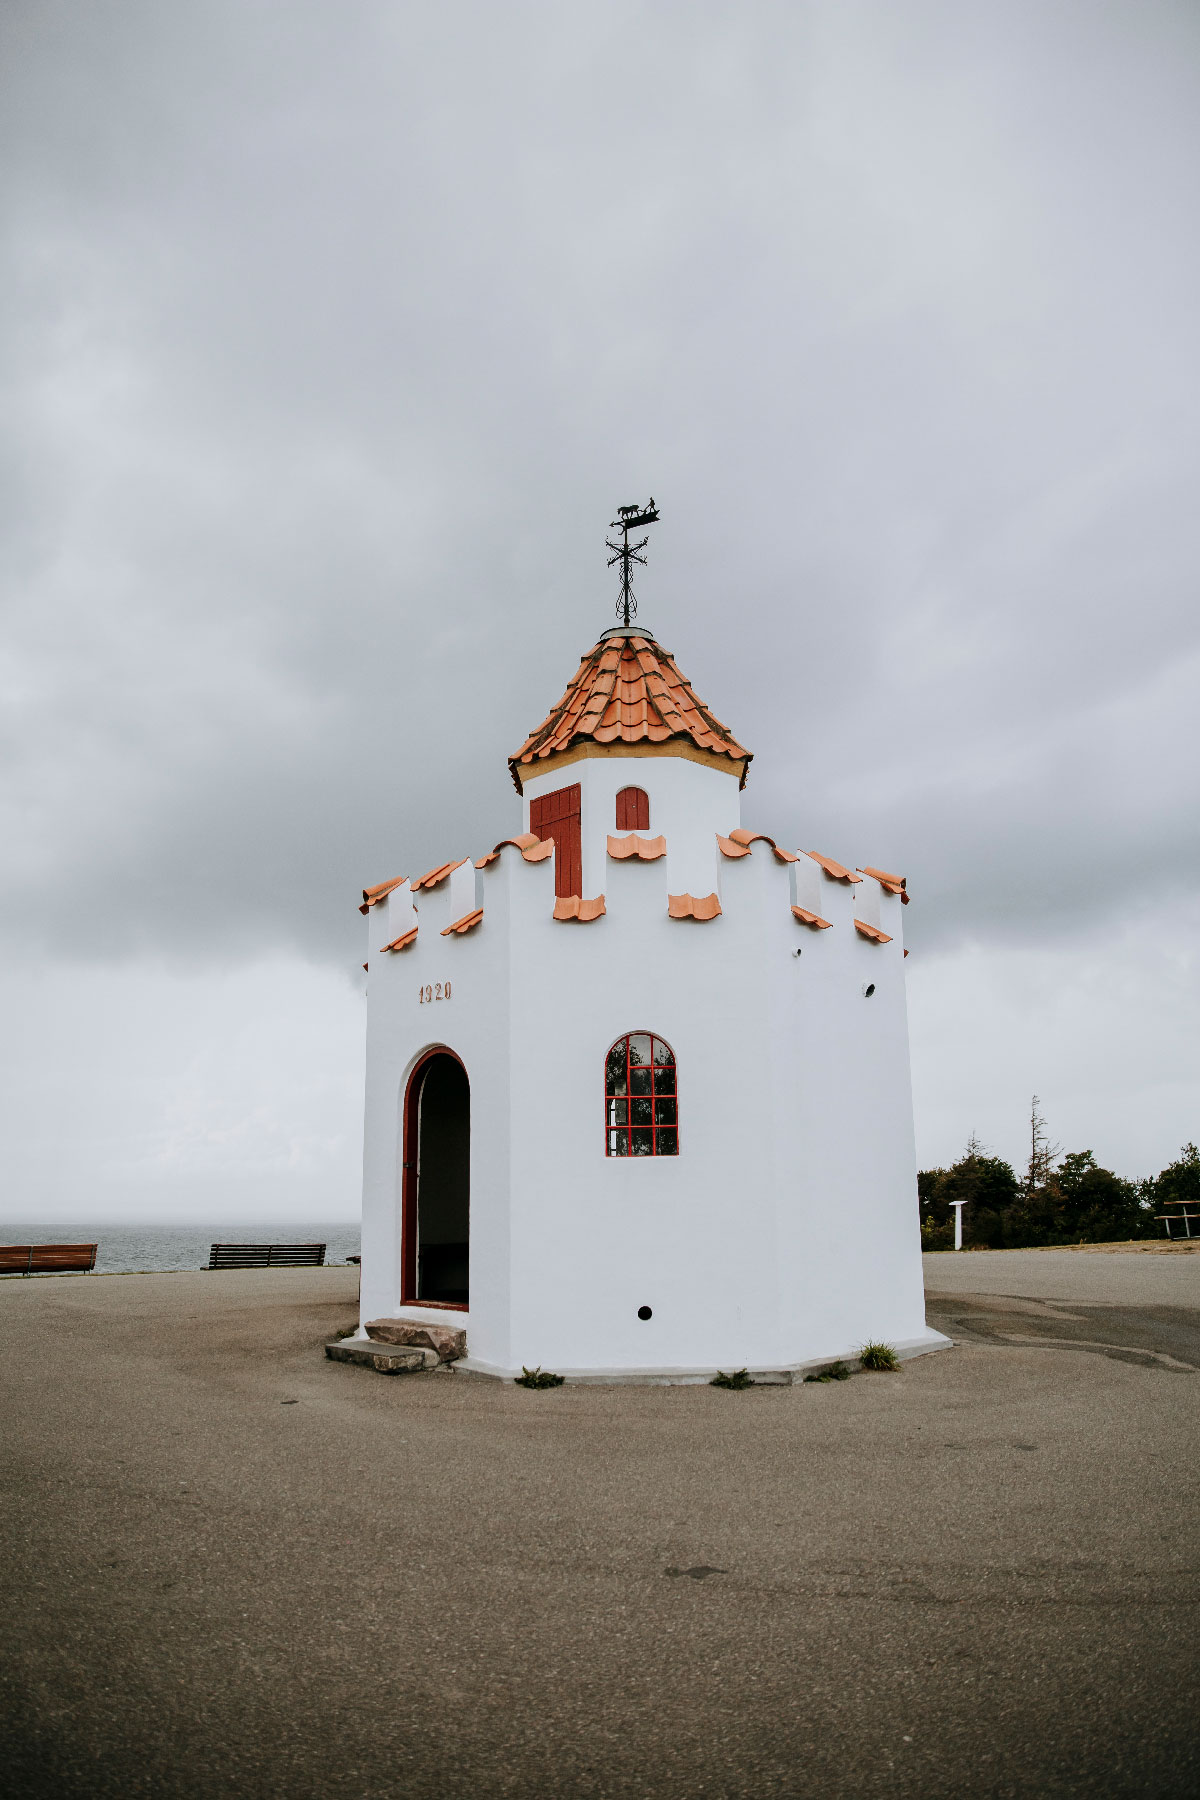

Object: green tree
[1154,1143,1200,1234]
[919,1136,1020,1249]
[1052,1150,1146,1243]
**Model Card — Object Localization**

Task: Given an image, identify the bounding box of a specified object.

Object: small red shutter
[615,786,650,831]
[530,783,582,898]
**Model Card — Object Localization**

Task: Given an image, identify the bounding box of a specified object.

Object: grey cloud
[2,0,1197,975]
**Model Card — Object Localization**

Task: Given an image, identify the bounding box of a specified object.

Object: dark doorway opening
[402,1051,470,1308]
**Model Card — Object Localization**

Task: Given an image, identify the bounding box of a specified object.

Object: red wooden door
[615,786,649,831]
[530,782,582,897]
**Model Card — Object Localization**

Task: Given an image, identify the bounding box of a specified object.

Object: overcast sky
[2,0,1197,1223]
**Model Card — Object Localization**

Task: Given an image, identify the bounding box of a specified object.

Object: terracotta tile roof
[381,926,419,953]
[553,895,606,922]
[667,892,722,921]
[725,829,797,863]
[608,833,666,861]
[861,864,910,904]
[803,850,862,884]
[792,905,833,929]
[475,834,554,870]
[854,919,893,944]
[412,858,468,892]
[359,875,406,914]
[716,833,751,859]
[441,908,484,936]
[510,628,751,792]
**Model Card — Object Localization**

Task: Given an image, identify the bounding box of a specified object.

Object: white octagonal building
[356,618,947,1380]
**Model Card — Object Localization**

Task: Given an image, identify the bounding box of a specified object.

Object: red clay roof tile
[607,833,667,861]
[727,829,797,863]
[716,834,751,858]
[804,850,862,884]
[853,919,893,944]
[360,875,407,914]
[861,865,910,903]
[381,926,419,953]
[667,892,722,921]
[412,858,467,892]
[475,836,554,870]
[552,895,606,922]
[510,629,751,792]
[792,905,833,929]
[440,908,484,936]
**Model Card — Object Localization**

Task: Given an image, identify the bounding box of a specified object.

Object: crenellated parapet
[360,823,909,966]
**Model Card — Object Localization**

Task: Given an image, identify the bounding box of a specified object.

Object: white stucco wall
[358,749,944,1379]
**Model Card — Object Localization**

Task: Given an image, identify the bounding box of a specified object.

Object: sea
[0,1223,361,1275]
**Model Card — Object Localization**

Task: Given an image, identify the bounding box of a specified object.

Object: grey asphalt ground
[2,1256,1198,1800]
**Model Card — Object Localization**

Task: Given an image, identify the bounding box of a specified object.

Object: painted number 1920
[418,982,451,1003]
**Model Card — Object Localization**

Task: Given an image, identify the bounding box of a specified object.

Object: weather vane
[606,497,659,627]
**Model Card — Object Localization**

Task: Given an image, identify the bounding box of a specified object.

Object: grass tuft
[804,1360,851,1384]
[859,1341,901,1372]
[515,1366,565,1388]
[710,1368,754,1389]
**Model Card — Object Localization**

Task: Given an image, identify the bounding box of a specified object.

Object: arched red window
[615,786,650,831]
[605,1033,678,1156]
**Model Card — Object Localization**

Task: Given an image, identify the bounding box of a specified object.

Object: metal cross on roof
[606,497,659,627]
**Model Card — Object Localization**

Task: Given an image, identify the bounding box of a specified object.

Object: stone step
[325,1339,440,1374]
[364,1318,466,1362]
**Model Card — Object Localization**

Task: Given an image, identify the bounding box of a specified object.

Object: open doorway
[402,1051,470,1307]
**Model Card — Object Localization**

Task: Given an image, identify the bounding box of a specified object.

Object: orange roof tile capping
[667,892,722,921]
[359,875,406,914]
[853,919,893,944]
[726,829,797,863]
[381,926,418,953]
[607,833,666,861]
[804,850,862,884]
[441,908,484,936]
[861,865,911,904]
[475,835,554,870]
[509,629,752,793]
[552,895,606,922]
[412,859,468,892]
[792,905,832,930]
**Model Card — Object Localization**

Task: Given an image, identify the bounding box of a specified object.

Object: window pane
[605,1043,628,1090]
[656,1127,679,1156]
[628,1033,653,1066]
[652,1064,675,1095]
[630,1128,654,1156]
[607,1098,628,1127]
[608,1129,630,1157]
[652,1038,675,1067]
[654,1097,677,1127]
[631,1096,653,1127]
[630,1066,652,1098]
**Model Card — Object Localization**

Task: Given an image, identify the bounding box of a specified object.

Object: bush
[515,1366,564,1388]
[803,1361,851,1384]
[711,1368,754,1389]
[860,1341,901,1372]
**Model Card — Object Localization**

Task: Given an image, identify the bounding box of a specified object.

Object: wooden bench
[0,1244,98,1276]
[207,1243,327,1270]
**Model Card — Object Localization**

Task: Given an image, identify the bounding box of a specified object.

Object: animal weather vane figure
[606,497,659,626]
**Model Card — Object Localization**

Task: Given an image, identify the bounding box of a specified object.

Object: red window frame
[605,1033,678,1157]
[615,786,650,831]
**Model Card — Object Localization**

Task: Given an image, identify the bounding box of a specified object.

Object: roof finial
[606,498,659,627]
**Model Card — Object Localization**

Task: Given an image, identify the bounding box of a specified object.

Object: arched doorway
[402,1051,470,1307]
